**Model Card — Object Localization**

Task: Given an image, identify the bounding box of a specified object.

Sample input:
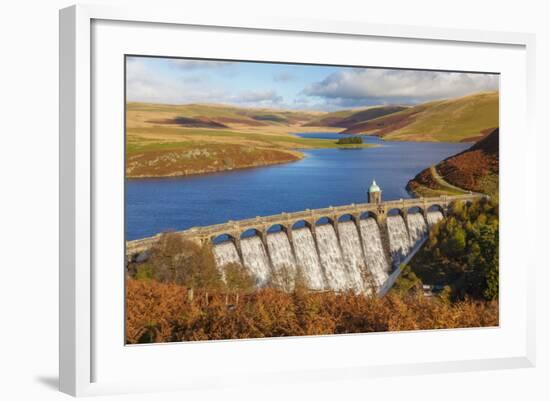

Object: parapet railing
[126,193,485,255]
[180,193,484,236]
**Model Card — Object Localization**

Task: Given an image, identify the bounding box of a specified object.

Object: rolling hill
[127,102,323,129]
[125,103,372,178]
[341,92,499,142]
[126,92,499,178]
[407,128,499,196]
[303,105,407,128]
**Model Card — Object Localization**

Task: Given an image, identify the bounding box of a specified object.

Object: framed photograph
[59,4,536,396]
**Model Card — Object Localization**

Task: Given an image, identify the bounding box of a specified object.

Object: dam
[126,183,485,294]
[211,209,441,294]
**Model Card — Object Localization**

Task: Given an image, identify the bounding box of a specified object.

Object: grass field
[126,104,374,178]
[126,126,372,151]
[302,105,406,128]
[126,93,499,178]
[342,92,498,142]
[127,102,323,128]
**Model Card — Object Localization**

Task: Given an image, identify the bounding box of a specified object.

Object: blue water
[125,133,470,240]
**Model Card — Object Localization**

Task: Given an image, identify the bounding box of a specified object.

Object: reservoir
[126,133,470,240]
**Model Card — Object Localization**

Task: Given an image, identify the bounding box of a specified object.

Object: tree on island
[336,136,363,145]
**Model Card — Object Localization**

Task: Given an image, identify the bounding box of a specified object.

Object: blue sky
[126,56,499,111]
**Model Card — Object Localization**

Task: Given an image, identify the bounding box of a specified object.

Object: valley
[126,91,498,178]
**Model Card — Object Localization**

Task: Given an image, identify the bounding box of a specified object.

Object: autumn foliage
[409,197,499,301]
[407,128,499,196]
[126,198,499,345]
[437,128,499,194]
[126,278,498,344]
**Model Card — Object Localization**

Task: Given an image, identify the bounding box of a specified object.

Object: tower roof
[369,180,381,193]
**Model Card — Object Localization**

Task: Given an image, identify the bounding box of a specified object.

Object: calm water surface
[126,133,470,240]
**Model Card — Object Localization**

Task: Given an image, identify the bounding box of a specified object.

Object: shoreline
[126,141,378,180]
[126,151,304,180]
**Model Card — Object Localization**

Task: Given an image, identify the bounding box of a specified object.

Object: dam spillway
[338,221,369,293]
[387,215,412,264]
[359,218,390,288]
[291,227,325,290]
[266,231,297,290]
[212,211,443,294]
[128,194,485,294]
[240,236,271,286]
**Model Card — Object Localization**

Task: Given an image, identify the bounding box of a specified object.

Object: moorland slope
[341,92,498,142]
[126,103,370,178]
[303,105,407,128]
[407,128,499,196]
[126,91,499,178]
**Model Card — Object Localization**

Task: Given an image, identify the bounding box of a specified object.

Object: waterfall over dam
[127,194,484,294]
[213,211,443,294]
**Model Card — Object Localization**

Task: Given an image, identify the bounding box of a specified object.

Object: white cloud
[303,69,499,106]
[126,58,283,107]
[126,58,497,110]
[126,58,228,104]
[233,90,283,105]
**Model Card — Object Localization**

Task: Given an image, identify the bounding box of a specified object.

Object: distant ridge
[128,102,321,128]
[128,91,499,144]
[148,116,230,129]
[303,105,407,128]
[341,92,499,143]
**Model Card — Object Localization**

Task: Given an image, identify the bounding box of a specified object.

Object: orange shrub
[125,279,498,344]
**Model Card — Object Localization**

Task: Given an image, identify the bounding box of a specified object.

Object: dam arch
[337,213,357,223]
[267,223,289,234]
[427,204,446,215]
[291,219,313,230]
[211,233,238,245]
[240,228,264,239]
[407,206,424,215]
[359,210,379,221]
[314,216,337,227]
[387,207,407,218]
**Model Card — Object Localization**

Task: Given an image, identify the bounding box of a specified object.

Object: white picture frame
[59,4,536,397]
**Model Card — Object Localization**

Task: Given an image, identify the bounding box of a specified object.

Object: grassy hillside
[127,102,322,128]
[303,105,406,128]
[126,143,302,178]
[126,103,373,178]
[407,128,499,197]
[126,92,499,178]
[302,109,357,127]
[342,92,499,142]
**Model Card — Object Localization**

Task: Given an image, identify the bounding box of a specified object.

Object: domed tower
[368,180,382,204]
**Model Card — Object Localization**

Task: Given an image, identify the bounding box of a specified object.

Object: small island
[336,136,363,145]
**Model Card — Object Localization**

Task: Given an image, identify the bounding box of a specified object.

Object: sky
[126,56,499,111]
